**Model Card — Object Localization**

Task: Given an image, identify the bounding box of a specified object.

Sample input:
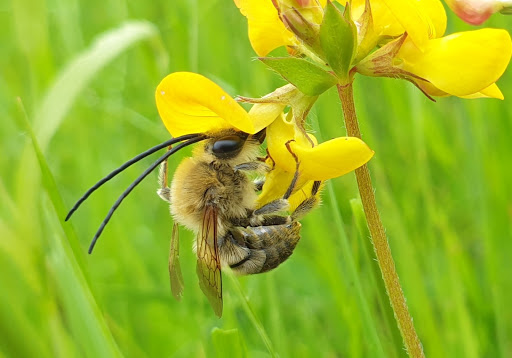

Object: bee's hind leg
[254,179,321,223]
[246,196,290,227]
[157,148,172,203]
[253,198,289,216]
[291,181,321,221]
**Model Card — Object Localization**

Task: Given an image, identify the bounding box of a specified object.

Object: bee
[66,128,319,317]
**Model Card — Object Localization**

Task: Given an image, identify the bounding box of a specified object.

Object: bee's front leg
[233,161,271,174]
[234,161,268,192]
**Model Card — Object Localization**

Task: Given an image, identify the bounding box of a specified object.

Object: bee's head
[203,128,266,162]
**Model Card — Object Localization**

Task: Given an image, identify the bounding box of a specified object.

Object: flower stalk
[337,82,425,358]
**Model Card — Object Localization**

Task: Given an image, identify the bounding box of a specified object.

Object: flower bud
[281,7,322,49]
[273,0,325,54]
[444,0,512,25]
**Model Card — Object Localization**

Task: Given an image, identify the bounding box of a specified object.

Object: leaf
[259,57,338,96]
[319,1,357,81]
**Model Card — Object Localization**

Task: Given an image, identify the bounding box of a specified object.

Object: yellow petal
[416,80,450,97]
[155,72,256,137]
[379,0,429,47]
[352,0,445,53]
[398,28,512,96]
[235,0,294,56]
[248,103,287,133]
[352,0,413,39]
[256,166,310,207]
[418,0,447,38]
[266,113,299,173]
[266,112,318,170]
[379,0,446,46]
[415,78,503,99]
[290,137,374,181]
[459,83,504,100]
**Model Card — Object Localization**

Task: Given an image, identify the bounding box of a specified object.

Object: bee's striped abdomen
[219,222,301,275]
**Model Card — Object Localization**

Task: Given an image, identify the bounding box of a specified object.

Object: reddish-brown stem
[337,83,425,358]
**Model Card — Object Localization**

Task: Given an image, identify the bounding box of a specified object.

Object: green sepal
[259,57,338,96]
[319,1,358,82]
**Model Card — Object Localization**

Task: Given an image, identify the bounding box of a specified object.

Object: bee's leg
[238,199,290,227]
[253,178,265,191]
[254,179,320,224]
[291,181,322,221]
[235,162,268,191]
[258,215,289,225]
[157,147,172,203]
[282,140,300,200]
[253,198,289,216]
[234,161,271,174]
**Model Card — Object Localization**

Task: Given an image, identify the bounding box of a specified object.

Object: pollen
[221,95,226,100]
[161,90,165,95]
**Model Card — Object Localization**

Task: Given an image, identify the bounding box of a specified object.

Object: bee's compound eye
[212,136,245,158]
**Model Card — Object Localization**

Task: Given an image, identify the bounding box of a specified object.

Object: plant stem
[336,83,425,358]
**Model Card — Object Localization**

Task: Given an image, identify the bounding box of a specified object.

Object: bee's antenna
[88,135,208,254]
[66,133,203,221]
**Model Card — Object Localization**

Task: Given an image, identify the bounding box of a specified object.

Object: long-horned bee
[66,128,319,317]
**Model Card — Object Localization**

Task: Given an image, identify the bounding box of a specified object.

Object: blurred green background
[1,0,511,357]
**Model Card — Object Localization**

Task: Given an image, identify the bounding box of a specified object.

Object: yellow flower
[235,0,511,99]
[355,0,511,99]
[257,113,374,207]
[155,72,283,136]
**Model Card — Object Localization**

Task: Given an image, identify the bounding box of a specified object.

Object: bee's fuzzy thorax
[169,133,260,235]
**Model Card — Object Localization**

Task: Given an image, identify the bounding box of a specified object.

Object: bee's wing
[169,222,184,300]
[196,205,223,317]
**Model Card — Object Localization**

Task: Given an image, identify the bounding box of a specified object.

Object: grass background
[1,0,511,357]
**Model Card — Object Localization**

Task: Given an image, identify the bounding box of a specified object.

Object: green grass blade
[0,249,52,358]
[13,99,123,358]
[33,20,168,151]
